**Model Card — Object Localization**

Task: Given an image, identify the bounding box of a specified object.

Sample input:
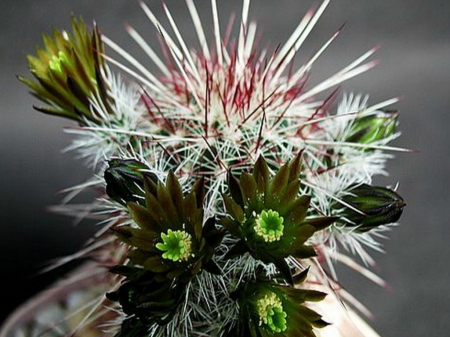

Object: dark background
[1,1,449,336]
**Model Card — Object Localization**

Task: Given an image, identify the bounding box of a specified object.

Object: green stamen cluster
[254,209,284,242]
[256,291,287,333]
[156,229,193,262]
[48,51,69,73]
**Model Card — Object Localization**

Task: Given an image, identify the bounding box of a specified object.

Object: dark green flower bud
[230,272,328,337]
[106,266,185,328]
[104,158,157,206]
[338,183,406,232]
[19,17,113,124]
[346,109,398,144]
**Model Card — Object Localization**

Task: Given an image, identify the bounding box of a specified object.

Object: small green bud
[338,183,406,232]
[346,110,398,144]
[156,229,193,262]
[104,158,157,206]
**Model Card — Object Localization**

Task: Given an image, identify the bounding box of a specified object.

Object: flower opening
[256,291,287,333]
[156,229,193,262]
[254,209,284,242]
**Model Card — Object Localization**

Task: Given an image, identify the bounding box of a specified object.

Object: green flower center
[256,291,287,333]
[156,229,192,262]
[254,209,284,242]
[49,51,69,73]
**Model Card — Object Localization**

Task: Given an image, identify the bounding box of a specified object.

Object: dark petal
[227,170,244,208]
[143,256,170,273]
[192,176,206,207]
[297,305,328,325]
[303,290,328,302]
[52,71,92,118]
[127,202,164,232]
[285,223,316,245]
[305,216,337,231]
[128,249,153,266]
[141,192,171,228]
[312,318,330,329]
[278,179,301,211]
[287,152,303,182]
[219,216,243,237]
[72,48,96,92]
[223,194,245,223]
[127,229,159,252]
[156,180,180,225]
[94,62,114,116]
[202,216,216,235]
[108,265,145,278]
[193,208,205,240]
[284,195,311,222]
[166,268,187,279]
[267,160,289,200]
[36,76,76,113]
[239,173,258,209]
[110,225,134,242]
[202,217,225,248]
[253,156,270,195]
[144,175,158,198]
[66,70,90,107]
[165,171,183,209]
[272,257,294,285]
[292,244,317,259]
[293,266,310,284]
[284,305,323,337]
[183,192,199,229]
[31,104,76,120]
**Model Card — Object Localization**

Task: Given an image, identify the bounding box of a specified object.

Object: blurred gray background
[1,0,449,336]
